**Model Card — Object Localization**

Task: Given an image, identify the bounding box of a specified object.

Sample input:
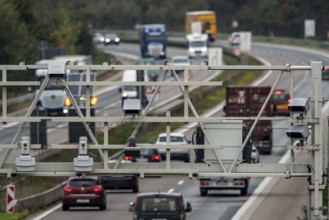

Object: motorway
[3,40,329,220]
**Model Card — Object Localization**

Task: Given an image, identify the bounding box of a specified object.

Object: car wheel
[62,204,69,211]
[241,186,248,196]
[184,155,190,163]
[100,201,107,210]
[200,188,208,196]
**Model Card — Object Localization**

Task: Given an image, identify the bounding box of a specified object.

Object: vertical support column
[184,67,189,117]
[310,61,324,219]
[166,111,171,170]
[104,115,109,169]
[86,66,91,117]
[2,66,7,119]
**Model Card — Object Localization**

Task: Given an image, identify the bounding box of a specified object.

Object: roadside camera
[288,98,310,115]
[16,136,36,171]
[286,124,310,141]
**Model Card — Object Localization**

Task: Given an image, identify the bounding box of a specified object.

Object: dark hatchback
[124,148,162,163]
[99,175,139,193]
[62,176,107,211]
[129,192,192,220]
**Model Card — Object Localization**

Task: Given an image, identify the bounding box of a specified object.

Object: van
[186,33,208,59]
[120,69,158,107]
[129,192,192,220]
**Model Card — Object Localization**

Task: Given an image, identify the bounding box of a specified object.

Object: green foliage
[0,210,29,220]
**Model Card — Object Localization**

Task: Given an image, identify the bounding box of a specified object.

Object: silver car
[155,133,191,162]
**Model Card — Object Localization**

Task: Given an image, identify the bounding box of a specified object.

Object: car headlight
[90,96,99,106]
[115,38,120,42]
[64,97,72,107]
[122,92,128,97]
[201,48,207,52]
[189,48,195,52]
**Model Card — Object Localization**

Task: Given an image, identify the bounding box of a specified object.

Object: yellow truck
[185,11,217,42]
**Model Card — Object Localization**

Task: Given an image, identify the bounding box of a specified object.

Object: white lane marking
[167,188,175,193]
[177,180,184,185]
[231,148,292,220]
[30,203,62,220]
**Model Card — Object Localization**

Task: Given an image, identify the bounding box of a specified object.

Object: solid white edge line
[30,203,62,220]
[177,180,184,185]
[231,149,292,220]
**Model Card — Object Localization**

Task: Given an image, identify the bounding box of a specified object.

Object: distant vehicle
[124,147,162,163]
[224,86,273,154]
[322,66,329,80]
[185,10,217,42]
[139,24,167,59]
[199,176,250,196]
[99,175,139,193]
[155,133,191,162]
[93,32,104,44]
[228,32,241,46]
[170,56,192,76]
[119,69,159,107]
[251,146,260,163]
[104,33,120,45]
[129,192,192,220]
[35,59,68,116]
[270,89,291,116]
[62,176,107,211]
[186,34,208,59]
[136,58,159,81]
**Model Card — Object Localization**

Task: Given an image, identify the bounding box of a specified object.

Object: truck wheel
[200,189,208,196]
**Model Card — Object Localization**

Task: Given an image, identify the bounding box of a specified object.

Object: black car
[99,175,139,193]
[129,192,192,220]
[124,148,162,163]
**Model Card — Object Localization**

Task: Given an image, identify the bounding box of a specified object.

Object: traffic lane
[168,177,263,220]
[43,175,189,220]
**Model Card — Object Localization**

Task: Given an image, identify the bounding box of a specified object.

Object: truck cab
[139,24,167,59]
[186,34,208,59]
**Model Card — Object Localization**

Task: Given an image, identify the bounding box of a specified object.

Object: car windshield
[271,94,289,102]
[70,179,97,187]
[139,197,178,212]
[106,34,117,38]
[159,136,184,143]
[172,58,189,64]
[190,41,206,47]
[141,149,154,155]
[123,85,137,91]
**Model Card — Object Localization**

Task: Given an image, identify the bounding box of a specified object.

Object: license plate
[50,112,58,116]
[277,104,288,110]
[76,199,90,203]
[136,158,148,162]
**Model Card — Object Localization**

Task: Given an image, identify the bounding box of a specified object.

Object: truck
[186,33,208,59]
[35,55,93,116]
[224,85,273,154]
[197,123,254,196]
[139,24,167,59]
[185,11,217,42]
